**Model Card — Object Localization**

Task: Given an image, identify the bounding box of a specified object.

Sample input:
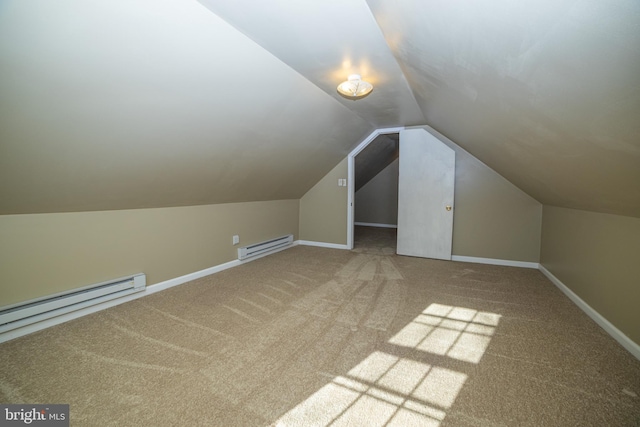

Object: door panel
[397,128,455,260]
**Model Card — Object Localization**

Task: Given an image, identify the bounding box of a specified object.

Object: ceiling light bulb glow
[337,74,373,99]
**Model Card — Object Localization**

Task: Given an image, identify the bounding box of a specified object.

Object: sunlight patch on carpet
[389,303,500,363]
[274,303,500,426]
[275,351,461,426]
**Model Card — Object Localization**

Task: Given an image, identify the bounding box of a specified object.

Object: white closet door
[397,128,455,260]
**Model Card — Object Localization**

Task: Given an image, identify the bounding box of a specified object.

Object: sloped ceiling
[355,134,399,192]
[1,0,639,217]
[367,0,640,217]
[0,0,373,214]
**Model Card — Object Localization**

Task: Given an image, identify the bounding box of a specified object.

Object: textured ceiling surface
[366,0,640,217]
[1,0,638,216]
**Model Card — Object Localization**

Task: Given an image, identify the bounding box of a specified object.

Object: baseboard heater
[238,234,293,261]
[0,273,146,334]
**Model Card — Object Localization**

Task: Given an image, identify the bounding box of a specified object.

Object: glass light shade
[337,74,373,99]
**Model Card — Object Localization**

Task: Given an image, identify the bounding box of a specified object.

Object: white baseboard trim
[451,255,539,269]
[539,264,640,361]
[354,222,398,229]
[0,244,297,344]
[297,240,349,250]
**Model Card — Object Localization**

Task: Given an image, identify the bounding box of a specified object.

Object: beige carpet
[1,229,639,426]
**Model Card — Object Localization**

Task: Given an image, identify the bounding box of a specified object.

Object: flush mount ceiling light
[337,74,373,99]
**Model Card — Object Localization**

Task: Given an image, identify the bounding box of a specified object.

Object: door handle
[445,205,452,211]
